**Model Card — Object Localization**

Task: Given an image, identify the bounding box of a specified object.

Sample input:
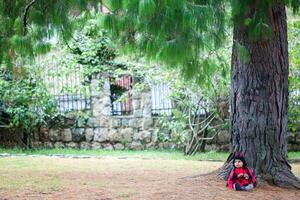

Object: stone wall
[33,116,158,150]
[32,75,162,150]
[31,75,300,151]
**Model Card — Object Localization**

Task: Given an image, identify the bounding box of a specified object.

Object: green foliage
[234,41,250,63]
[0,0,98,67]
[286,0,300,13]
[103,0,300,84]
[103,0,228,85]
[288,19,300,134]
[157,115,189,146]
[0,63,57,133]
[68,18,117,77]
[129,49,230,150]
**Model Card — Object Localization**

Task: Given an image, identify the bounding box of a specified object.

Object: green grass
[0,148,229,161]
[0,147,299,161]
[288,151,300,159]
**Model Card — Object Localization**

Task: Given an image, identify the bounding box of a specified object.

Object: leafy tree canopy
[0,0,99,68]
[103,0,300,83]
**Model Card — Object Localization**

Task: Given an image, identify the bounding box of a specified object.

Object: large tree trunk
[219,2,300,188]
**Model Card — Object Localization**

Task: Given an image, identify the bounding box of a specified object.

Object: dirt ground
[0,157,299,200]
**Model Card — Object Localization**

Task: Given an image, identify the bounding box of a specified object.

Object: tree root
[217,163,233,180]
[272,167,300,189]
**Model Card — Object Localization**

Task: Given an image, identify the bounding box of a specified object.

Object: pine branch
[22,0,36,35]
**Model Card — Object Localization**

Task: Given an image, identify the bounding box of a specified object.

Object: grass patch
[288,151,300,159]
[0,148,229,161]
[0,147,299,161]
[0,171,63,193]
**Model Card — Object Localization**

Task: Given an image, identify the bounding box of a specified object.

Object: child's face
[234,159,243,168]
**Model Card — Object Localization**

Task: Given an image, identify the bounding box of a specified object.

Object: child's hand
[237,173,244,178]
[244,174,249,179]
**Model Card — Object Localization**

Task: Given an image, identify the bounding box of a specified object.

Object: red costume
[227,167,256,189]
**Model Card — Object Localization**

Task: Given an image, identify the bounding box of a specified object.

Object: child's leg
[233,183,244,191]
[242,184,254,191]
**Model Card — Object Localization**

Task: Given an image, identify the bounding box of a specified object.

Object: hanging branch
[22,0,36,35]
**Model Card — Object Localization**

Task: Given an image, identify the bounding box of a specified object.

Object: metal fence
[37,53,91,112]
[193,98,209,117]
[291,89,300,106]
[111,75,133,115]
[54,94,90,112]
[151,83,173,116]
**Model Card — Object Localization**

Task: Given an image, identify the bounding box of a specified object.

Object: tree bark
[219,2,300,188]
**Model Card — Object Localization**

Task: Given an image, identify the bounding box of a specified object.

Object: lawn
[0,148,300,161]
[0,155,299,200]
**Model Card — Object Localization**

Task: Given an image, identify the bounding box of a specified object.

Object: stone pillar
[132,85,152,118]
[141,90,152,118]
[132,88,142,118]
[91,74,112,117]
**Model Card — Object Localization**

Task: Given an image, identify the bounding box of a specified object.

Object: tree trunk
[219,2,300,188]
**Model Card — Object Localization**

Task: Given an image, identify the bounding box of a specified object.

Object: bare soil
[0,157,299,200]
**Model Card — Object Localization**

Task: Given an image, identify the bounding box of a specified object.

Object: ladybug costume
[227,153,257,191]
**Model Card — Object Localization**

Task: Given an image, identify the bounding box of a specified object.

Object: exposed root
[217,161,233,180]
[272,167,300,189]
[180,168,221,180]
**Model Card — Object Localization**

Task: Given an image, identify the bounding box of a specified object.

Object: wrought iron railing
[151,83,173,116]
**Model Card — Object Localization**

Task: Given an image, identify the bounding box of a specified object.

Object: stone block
[72,128,85,142]
[141,92,152,117]
[205,144,217,152]
[43,142,53,148]
[87,117,101,127]
[122,118,130,127]
[80,142,91,149]
[133,131,152,143]
[132,100,141,110]
[133,110,143,118]
[142,118,153,130]
[61,129,72,142]
[132,90,141,100]
[54,142,65,148]
[119,128,133,143]
[31,141,42,148]
[142,109,152,118]
[162,142,175,149]
[132,119,143,128]
[85,128,94,142]
[39,127,49,140]
[49,129,61,141]
[219,144,230,151]
[93,128,109,142]
[92,98,111,117]
[129,141,144,150]
[217,130,229,144]
[151,129,159,143]
[114,143,125,150]
[100,116,110,128]
[65,142,79,149]
[111,118,122,128]
[102,143,114,150]
[91,142,102,150]
[145,142,155,149]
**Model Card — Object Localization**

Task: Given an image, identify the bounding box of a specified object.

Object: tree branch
[22,0,36,35]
